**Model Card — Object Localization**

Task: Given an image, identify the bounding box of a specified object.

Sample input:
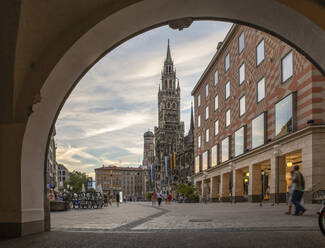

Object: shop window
[202,151,208,171]
[195,156,200,173]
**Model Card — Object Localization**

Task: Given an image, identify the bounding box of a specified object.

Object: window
[238,32,245,54]
[214,70,218,86]
[198,135,201,148]
[257,77,265,102]
[252,113,265,149]
[211,144,218,167]
[221,137,230,162]
[225,109,231,127]
[225,53,230,72]
[198,94,201,106]
[239,63,245,85]
[214,119,219,136]
[225,81,230,100]
[214,95,218,111]
[256,39,264,65]
[202,151,208,171]
[275,94,294,137]
[206,84,209,98]
[206,129,209,143]
[281,51,293,83]
[195,156,200,173]
[205,106,209,120]
[239,95,246,116]
[198,115,201,127]
[235,127,245,156]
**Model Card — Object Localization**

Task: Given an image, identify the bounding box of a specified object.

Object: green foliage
[176,183,198,200]
[145,192,152,200]
[65,170,89,193]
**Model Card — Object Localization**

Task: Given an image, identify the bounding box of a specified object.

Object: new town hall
[142,41,194,192]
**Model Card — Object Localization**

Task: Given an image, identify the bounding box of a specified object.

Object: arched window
[164,80,167,89]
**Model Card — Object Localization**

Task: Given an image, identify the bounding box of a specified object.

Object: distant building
[153,40,194,191]
[58,164,70,191]
[95,165,145,200]
[47,128,58,190]
[142,130,155,195]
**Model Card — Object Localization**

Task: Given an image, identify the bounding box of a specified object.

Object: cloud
[55,21,232,176]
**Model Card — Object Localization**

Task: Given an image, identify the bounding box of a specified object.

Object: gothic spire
[165,39,172,63]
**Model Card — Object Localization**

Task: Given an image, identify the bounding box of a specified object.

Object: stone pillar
[302,134,313,203]
[211,176,219,202]
[270,156,286,203]
[221,173,230,202]
[234,169,244,202]
[249,164,262,202]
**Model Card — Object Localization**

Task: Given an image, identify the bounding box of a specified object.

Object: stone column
[221,173,230,201]
[211,176,219,201]
[249,164,262,202]
[234,169,244,202]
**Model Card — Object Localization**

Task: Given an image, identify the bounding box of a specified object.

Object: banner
[151,163,155,182]
[169,154,172,171]
[165,155,169,177]
[173,152,176,170]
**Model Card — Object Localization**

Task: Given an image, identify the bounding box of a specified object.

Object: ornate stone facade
[153,41,194,191]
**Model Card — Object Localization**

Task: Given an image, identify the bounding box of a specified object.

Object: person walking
[152,191,156,206]
[291,165,306,216]
[285,170,294,215]
[157,192,162,206]
[167,192,172,204]
[115,192,120,207]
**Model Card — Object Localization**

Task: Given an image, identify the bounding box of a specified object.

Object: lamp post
[273,145,282,206]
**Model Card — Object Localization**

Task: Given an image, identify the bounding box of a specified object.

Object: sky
[55,21,232,179]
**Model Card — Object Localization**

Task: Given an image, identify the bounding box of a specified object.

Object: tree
[65,171,89,193]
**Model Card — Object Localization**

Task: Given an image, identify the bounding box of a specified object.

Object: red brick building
[192,24,325,203]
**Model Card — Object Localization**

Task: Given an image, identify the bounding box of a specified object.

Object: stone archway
[1,0,325,237]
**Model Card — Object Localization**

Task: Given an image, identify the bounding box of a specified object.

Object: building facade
[58,164,70,191]
[47,128,58,190]
[192,24,325,203]
[153,41,195,191]
[142,131,155,194]
[95,165,145,200]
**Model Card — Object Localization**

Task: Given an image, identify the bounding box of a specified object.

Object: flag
[165,156,169,177]
[173,152,176,170]
[151,163,155,182]
[169,154,172,171]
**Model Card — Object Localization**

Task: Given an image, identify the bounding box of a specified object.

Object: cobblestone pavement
[2,202,325,248]
[52,201,320,232]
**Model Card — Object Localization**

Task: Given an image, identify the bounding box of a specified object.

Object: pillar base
[233,196,247,202]
[0,220,45,238]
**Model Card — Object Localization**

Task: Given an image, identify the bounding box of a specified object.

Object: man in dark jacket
[116,192,120,207]
[291,165,306,216]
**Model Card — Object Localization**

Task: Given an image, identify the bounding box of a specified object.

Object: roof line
[191,24,239,95]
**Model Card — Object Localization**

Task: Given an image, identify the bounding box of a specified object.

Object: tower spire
[166,39,172,63]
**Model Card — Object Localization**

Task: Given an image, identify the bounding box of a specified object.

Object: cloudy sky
[55,21,232,179]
